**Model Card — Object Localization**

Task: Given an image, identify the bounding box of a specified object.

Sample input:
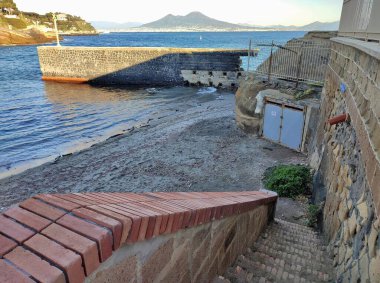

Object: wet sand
[0,93,306,211]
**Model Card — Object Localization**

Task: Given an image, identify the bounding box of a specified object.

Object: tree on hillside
[0,0,17,9]
[0,0,18,13]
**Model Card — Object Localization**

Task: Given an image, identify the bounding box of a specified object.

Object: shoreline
[0,94,306,211]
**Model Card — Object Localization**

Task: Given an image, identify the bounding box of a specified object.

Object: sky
[16,0,344,26]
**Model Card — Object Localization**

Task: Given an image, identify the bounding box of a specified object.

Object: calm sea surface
[0,31,305,177]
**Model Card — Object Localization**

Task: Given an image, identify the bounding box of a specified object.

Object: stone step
[235,254,311,283]
[252,243,333,269]
[257,237,327,257]
[267,224,320,237]
[216,220,336,283]
[246,249,332,282]
[259,229,321,245]
[266,225,321,238]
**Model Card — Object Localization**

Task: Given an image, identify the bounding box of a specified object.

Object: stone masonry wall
[311,38,380,282]
[85,205,271,283]
[37,46,245,86]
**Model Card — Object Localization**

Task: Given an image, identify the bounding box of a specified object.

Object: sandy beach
[0,92,305,211]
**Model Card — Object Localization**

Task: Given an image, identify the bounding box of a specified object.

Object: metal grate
[245,40,331,85]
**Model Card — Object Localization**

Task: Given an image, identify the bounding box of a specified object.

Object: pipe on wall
[328,113,350,126]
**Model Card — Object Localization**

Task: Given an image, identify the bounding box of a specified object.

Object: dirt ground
[0,93,306,211]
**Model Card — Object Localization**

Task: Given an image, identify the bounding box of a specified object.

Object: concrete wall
[311,37,380,282]
[85,205,271,283]
[37,46,246,86]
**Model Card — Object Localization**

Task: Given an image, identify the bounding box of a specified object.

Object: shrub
[263,164,311,198]
[306,204,321,228]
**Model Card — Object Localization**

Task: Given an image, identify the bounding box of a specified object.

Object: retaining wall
[311,37,380,282]
[0,191,277,283]
[37,46,248,86]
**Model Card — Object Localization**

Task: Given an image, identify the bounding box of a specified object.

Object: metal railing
[339,0,380,41]
[244,40,331,85]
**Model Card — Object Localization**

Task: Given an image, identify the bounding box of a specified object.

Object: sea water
[0,31,305,177]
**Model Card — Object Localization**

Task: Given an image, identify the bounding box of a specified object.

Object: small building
[56,13,68,21]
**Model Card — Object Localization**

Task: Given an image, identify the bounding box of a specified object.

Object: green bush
[306,204,321,228]
[263,164,311,198]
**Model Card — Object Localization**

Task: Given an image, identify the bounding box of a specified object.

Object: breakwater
[37,46,255,86]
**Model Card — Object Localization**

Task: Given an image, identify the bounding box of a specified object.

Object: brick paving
[214,219,335,283]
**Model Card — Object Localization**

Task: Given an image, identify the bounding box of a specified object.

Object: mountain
[91,21,142,30]
[298,21,339,31]
[239,21,339,31]
[140,11,247,30]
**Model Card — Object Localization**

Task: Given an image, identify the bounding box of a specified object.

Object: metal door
[262,103,282,142]
[280,107,304,150]
[262,102,305,151]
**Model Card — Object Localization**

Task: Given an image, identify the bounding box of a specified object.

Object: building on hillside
[56,13,68,21]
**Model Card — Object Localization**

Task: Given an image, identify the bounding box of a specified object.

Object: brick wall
[37,47,245,86]
[311,37,380,282]
[0,191,277,283]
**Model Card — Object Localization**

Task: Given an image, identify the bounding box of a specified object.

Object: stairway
[214,219,335,283]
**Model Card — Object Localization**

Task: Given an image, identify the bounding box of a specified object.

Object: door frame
[261,98,306,152]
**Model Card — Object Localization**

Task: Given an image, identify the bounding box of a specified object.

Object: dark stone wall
[37,47,245,86]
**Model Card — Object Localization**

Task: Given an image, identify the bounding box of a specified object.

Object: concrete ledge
[331,37,380,61]
[0,191,277,283]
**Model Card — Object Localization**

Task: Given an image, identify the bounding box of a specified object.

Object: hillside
[140,12,248,31]
[0,0,96,44]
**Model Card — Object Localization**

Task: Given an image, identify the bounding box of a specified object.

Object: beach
[0,92,305,211]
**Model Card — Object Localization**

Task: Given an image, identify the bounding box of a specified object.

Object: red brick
[97,204,148,243]
[110,192,155,203]
[170,200,205,226]
[25,234,85,283]
[19,198,66,221]
[0,260,34,283]
[116,202,163,238]
[161,201,187,231]
[83,193,127,204]
[0,215,34,243]
[73,207,128,249]
[106,203,158,240]
[4,206,51,232]
[0,234,17,256]
[5,246,65,283]
[34,194,81,211]
[42,223,100,275]
[72,193,111,205]
[57,214,112,262]
[139,202,174,234]
[87,205,135,244]
[58,194,99,206]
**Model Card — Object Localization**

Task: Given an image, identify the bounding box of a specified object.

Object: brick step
[274,219,319,232]
[216,220,336,282]
[234,254,311,283]
[261,229,321,244]
[252,244,333,268]
[246,249,332,282]
[267,224,320,237]
[270,220,321,236]
[257,237,327,256]
[223,266,270,283]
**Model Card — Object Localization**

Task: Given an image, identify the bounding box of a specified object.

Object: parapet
[0,191,277,283]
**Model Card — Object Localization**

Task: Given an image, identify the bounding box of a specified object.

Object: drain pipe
[328,113,350,125]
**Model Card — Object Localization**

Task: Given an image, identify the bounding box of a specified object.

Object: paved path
[214,219,335,283]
